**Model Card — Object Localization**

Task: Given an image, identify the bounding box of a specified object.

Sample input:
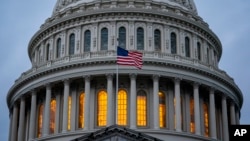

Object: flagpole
[116,62,118,125]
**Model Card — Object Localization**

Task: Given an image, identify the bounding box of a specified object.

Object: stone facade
[7,1,243,141]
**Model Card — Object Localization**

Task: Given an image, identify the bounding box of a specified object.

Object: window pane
[68,96,72,130]
[159,92,166,128]
[117,90,127,126]
[137,27,144,50]
[97,90,107,126]
[197,42,201,60]
[119,27,126,49]
[137,90,147,126]
[190,98,195,133]
[46,44,50,61]
[84,30,91,52]
[101,28,108,50]
[57,38,61,58]
[37,104,44,138]
[171,33,177,54]
[154,29,161,51]
[204,102,209,137]
[69,34,75,55]
[78,93,85,128]
[50,99,56,134]
[185,37,190,57]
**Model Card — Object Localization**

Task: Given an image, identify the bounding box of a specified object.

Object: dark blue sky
[0,0,249,140]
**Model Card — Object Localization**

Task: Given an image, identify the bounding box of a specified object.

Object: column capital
[193,82,200,88]
[173,77,181,83]
[45,83,52,89]
[152,74,160,81]
[63,79,70,85]
[129,73,137,79]
[83,75,91,82]
[106,73,113,80]
[209,87,215,93]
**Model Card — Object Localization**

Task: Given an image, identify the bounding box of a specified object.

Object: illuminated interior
[190,98,195,133]
[137,90,147,126]
[50,99,56,134]
[97,90,107,126]
[159,92,166,128]
[78,92,85,128]
[204,102,209,137]
[37,104,44,138]
[68,96,72,130]
[117,90,127,126]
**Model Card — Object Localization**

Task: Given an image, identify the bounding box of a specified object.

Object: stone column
[43,84,51,136]
[193,83,201,135]
[107,74,114,126]
[209,88,217,139]
[230,102,236,125]
[55,93,61,134]
[71,89,77,131]
[235,109,240,125]
[174,78,181,132]
[18,98,25,141]
[222,96,229,141]
[84,76,91,130]
[62,80,70,133]
[130,74,137,129]
[153,75,159,129]
[28,90,37,140]
[11,104,18,141]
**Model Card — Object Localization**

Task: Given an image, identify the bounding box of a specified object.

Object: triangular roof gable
[71,125,163,141]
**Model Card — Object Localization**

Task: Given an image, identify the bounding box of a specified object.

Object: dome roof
[53,0,197,15]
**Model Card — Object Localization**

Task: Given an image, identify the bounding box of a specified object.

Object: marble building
[7,0,243,141]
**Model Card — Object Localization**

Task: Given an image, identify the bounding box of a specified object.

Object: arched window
[78,92,85,128]
[50,99,56,134]
[84,30,91,52]
[190,98,195,133]
[171,32,177,54]
[137,27,144,50]
[56,38,61,58]
[101,28,108,50]
[137,90,147,126]
[69,34,75,55]
[46,44,50,61]
[37,104,44,138]
[68,96,72,130]
[154,29,161,51]
[197,42,201,60]
[97,90,107,126]
[117,90,127,126]
[204,102,209,137]
[159,91,166,128]
[118,27,126,49]
[185,37,190,57]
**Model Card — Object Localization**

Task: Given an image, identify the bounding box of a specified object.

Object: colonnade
[9,74,240,141]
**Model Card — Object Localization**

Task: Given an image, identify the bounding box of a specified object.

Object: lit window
[185,37,190,57]
[84,30,91,52]
[37,104,44,138]
[204,102,209,137]
[68,96,72,130]
[190,98,195,133]
[101,28,108,50]
[50,99,56,134]
[137,27,144,50]
[137,90,147,126]
[159,92,166,128]
[171,32,177,54]
[97,90,107,126]
[56,38,61,58]
[154,29,161,51]
[117,90,127,126]
[78,92,85,128]
[69,34,75,55]
[118,27,126,49]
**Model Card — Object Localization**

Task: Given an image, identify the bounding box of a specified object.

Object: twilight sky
[0,0,249,140]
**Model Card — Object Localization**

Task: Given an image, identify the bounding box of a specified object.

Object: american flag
[117,47,143,69]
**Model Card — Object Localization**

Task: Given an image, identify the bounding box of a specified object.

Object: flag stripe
[117,47,143,69]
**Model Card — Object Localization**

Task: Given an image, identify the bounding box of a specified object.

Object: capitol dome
[7,0,242,141]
